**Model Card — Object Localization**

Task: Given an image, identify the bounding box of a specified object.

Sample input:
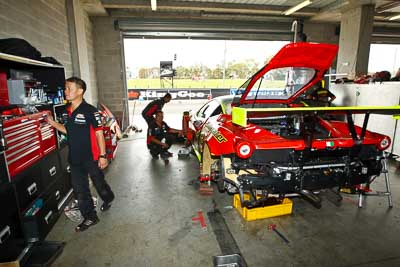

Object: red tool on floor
[192,211,207,228]
[268,224,290,244]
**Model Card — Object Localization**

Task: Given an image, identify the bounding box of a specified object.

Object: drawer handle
[55,190,60,200]
[27,182,38,196]
[0,225,11,244]
[49,166,57,176]
[44,211,53,224]
[66,165,71,173]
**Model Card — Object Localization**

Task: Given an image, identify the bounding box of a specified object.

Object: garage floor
[48,101,400,267]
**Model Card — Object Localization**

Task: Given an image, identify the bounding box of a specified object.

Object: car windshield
[235,67,316,101]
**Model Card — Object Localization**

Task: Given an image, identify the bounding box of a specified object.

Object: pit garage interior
[1,0,400,266]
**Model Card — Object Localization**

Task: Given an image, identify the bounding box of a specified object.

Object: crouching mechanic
[46,77,115,232]
[147,110,183,159]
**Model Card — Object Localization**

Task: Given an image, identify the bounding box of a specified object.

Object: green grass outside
[127,78,246,89]
[127,78,286,90]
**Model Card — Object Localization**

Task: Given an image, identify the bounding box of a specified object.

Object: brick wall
[92,16,124,117]
[0,0,73,77]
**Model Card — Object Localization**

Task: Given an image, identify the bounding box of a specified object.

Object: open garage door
[118,18,294,131]
[116,19,294,41]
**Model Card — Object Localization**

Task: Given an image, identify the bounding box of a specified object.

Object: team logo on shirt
[94,112,102,126]
[74,113,87,124]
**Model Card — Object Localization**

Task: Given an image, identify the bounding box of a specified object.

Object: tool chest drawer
[39,149,62,190]
[3,117,42,178]
[3,111,56,178]
[22,190,59,242]
[13,164,43,212]
[41,174,69,212]
[38,115,57,156]
[0,183,23,251]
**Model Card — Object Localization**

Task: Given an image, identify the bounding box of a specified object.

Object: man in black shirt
[147,110,183,159]
[142,93,172,126]
[47,77,114,232]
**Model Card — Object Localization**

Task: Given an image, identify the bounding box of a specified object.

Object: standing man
[47,77,115,232]
[142,93,172,126]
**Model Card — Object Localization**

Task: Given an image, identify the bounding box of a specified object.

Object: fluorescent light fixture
[283,0,312,16]
[151,0,157,11]
[389,14,400,21]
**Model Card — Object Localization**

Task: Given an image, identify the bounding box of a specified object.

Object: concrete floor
[48,100,400,267]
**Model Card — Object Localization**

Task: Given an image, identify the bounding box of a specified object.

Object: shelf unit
[0,52,71,266]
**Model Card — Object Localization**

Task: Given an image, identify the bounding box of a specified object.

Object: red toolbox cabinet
[3,116,42,178]
[3,111,56,178]
[37,114,57,156]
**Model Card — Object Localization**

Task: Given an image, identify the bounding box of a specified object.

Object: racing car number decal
[205,125,227,143]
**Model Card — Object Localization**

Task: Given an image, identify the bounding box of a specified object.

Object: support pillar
[336,4,375,79]
[66,0,97,105]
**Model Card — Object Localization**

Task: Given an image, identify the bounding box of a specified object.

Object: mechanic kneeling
[147,110,183,159]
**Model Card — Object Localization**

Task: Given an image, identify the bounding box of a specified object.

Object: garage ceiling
[82,0,400,41]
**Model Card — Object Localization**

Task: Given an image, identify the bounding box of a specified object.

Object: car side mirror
[193,120,203,128]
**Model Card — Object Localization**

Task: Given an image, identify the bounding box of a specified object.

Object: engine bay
[248,114,330,139]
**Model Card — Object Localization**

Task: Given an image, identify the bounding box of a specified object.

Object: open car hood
[237,42,338,105]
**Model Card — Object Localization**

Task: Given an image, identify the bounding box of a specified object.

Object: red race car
[183,42,400,209]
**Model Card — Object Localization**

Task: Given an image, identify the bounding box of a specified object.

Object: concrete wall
[304,23,339,44]
[337,5,375,78]
[0,0,73,77]
[92,16,125,118]
[330,82,400,155]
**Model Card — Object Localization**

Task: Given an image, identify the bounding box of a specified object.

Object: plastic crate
[233,194,292,221]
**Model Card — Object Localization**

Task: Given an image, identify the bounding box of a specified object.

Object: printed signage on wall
[128,89,231,101]
[127,89,141,100]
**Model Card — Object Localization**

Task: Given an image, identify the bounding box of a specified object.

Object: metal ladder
[358,152,393,208]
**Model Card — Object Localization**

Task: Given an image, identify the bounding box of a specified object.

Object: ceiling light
[389,14,400,21]
[283,0,312,16]
[151,0,157,11]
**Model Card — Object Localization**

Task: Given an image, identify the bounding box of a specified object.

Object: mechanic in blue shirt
[147,110,183,159]
[47,77,114,232]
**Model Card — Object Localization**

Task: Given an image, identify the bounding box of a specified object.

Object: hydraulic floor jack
[357,152,393,208]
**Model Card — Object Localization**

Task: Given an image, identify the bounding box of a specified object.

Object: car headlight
[235,141,254,159]
[377,137,391,150]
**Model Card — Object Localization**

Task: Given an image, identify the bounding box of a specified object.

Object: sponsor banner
[211,89,230,98]
[129,88,233,101]
[127,89,141,100]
